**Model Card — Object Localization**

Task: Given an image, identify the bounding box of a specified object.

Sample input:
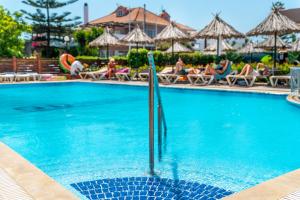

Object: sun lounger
[270,75,291,87]
[138,69,150,81]
[156,67,174,83]
[115,68,131,81]
[27,72,41,81]
[226,74,257,87]
[188,61,233,85]
[187,73,214,85]
[15,73,31,82]
[0,73,15,82]
[40,74,53,81]
[79,67,108,80]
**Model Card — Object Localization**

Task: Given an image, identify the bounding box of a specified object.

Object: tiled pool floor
[71,177,233,200]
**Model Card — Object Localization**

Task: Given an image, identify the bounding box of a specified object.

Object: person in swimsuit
[175,58,189,75]
[204,60,228,75]
[107,58,117,79]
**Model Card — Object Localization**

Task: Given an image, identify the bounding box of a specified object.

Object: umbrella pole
[106,44,109,60]
[217,36,222,58]
[172,39,174,71]
[273,32,277,75]
[136,42,139,80]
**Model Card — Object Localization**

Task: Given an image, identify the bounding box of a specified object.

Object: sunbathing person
[107,58,117,79]
[238,64,259,76]
[204,60,228,75]
[174,58,188,75]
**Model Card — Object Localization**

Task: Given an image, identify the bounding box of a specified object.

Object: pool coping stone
[0,142,79,200]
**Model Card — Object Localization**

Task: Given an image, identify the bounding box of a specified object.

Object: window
[116,10,123,17]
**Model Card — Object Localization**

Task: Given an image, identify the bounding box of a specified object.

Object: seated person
[107,58,117,79]
[204,60,228,75]
[174,58,188,75]
[256,63,270,76]
[238,64,259,76]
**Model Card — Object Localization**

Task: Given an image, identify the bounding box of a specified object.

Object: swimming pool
[0,82,299,199]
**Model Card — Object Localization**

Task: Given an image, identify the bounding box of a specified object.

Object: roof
[280,8,300,23]
[88,6,195,32]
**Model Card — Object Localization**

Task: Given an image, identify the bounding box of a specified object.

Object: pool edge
[223,169,300,200]
[0,79,290,96]
[0,142,79,200]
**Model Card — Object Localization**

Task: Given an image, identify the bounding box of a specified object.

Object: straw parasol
[165,42,192,53]
[238,41,265,63]
[204,40,235,52]
[256,35,288,49]
[154,22,190,63]
[89,27,121,59]
[122,25,153,78]
[121,24,153,47]
[194,14,244,56]
[290,38,300,52]
[247,8,300,70]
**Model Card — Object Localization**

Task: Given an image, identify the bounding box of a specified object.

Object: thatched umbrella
[290,38,300,52]
[89,27,121,59]
[256,35,288,49]
[154,22,190,64]
[247,8,300,71]
[194,14,244,57]
[204,40,234,52]
[165,42,192,53]
[122,24,153,47]
[122,25,153,77]
[238,41,265,63]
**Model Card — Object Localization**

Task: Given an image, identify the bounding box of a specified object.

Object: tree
[73,27,104,56]
[0,6,31,57]
[21,0,81,57]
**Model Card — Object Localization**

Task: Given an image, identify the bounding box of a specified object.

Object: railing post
[12,56,17,73]
[158,104,162,161]
[149,67,155,175]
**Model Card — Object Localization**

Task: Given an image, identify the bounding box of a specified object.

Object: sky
[1,0,300,33]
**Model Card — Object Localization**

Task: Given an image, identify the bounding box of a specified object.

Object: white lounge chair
[115,68,131,81]
[79,67,108,80]
[156,67,176,84]
[187,73,214,85]
[0,73,15,82]
[15,73,31,82]
[226,74,257,87]
[138,70,150,81]
[270,75,291,87]
[27,72,41,81]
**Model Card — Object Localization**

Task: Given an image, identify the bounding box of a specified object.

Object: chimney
[84,3,89,25]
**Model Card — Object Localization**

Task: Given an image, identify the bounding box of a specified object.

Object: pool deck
[0,142,78,200]
[224,169,300,200]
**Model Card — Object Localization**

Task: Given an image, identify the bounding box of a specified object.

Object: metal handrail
[147,52,167,175]
[147,52,167,132]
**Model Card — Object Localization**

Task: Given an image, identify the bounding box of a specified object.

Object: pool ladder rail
[147,52,167,175]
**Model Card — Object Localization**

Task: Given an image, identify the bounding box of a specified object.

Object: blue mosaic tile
[71,177,233,200]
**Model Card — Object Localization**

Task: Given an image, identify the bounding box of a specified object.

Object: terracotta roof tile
[88,7,195,32]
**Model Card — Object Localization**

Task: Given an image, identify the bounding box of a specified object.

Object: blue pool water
[0,82,300,198]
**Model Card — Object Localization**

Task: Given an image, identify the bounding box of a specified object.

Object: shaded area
[71,177,233,200]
